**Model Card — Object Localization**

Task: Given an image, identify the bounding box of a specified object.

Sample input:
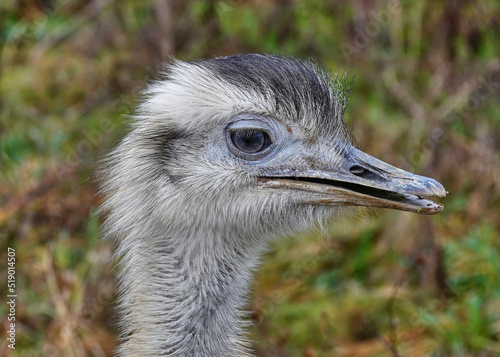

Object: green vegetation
[1,1,499,356]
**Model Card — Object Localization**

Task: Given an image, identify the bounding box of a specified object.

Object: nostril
[349,165,383,181]
[349,165,366,176]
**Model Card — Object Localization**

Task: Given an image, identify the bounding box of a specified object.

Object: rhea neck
[117,217,268,357]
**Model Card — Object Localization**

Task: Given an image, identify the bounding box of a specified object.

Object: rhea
[100,54,445,356]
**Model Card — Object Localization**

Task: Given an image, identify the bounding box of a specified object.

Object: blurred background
[1,0,499,356]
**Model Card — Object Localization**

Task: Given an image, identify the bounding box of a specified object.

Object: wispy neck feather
[115,225,267,357]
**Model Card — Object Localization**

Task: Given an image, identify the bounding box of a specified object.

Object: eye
[225,115,280,161]
[230,130,272,154]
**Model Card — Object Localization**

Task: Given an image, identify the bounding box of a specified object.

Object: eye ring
[225,127,276,161]
[224,115,282,162]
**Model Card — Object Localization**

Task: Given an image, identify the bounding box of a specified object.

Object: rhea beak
[258,142,446,215]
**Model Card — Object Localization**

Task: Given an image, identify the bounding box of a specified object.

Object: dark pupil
[231,131,269,153]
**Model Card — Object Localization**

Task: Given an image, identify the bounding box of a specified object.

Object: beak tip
[415,200,444,215]
[419,178,446,214]
[430,179,447,198]
[416,174,446,198]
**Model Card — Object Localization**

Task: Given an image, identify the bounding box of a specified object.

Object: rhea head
[102,54,444,242]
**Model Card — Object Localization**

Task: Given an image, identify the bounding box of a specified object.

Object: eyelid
[229,127,260,134]
[228,118,271,130]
